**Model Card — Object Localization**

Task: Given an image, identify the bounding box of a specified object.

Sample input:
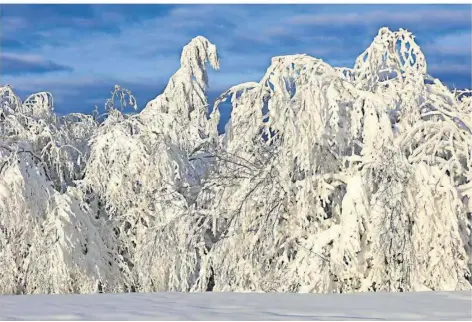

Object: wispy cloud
[286,8,471,29]
[424,32,472,56]
[0,16,29,33]
[429,63,472,76]
[1,53,73,76]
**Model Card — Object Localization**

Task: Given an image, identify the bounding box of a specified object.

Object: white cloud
[429,63,472,76]
[424,32,472,56]
[286,9,471,27]
[1,16,29,32]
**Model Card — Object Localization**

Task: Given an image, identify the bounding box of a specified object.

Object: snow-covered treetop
[21,92,54,120]
[180,35,220,90]
[353,27,427,90]
[141,36,219,143]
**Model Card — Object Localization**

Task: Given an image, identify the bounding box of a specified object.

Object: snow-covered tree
[0,86,124,294]
[83,37,220,292]
[193,27,471,293]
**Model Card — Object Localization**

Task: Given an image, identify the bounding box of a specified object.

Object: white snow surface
[0,291,471,320]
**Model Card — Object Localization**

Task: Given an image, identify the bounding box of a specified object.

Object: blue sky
[1,4,471,116]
